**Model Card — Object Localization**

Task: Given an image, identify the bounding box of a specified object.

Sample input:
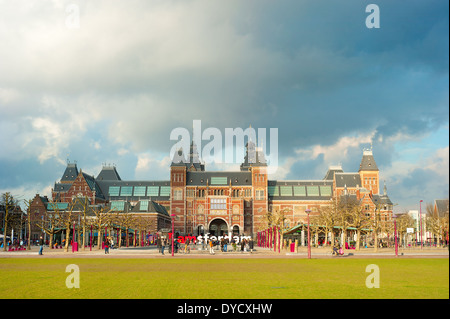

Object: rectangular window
[210,198,226,210]
[133,186,146,196]
[147,186,159,196]
[120,186,133,197]
[173,189,183,200]
[109,186,120,196]
[211,177,228,185]
[279,186,292,196]
[186,189,195,197]
[320,186,332,197]
[111,201,125,211]
[159,186,171,196]
[293,186,306,196]
[256,189,265,200]
[140,200,149,211]
[307,186,319,196]
[268,186,278,196]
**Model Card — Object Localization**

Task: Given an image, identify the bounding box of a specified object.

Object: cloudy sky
[0,0,448,212]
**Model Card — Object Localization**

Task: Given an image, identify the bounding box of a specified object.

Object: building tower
[170,147,187,235]
[358,148,380,195]
[240,140,268,235]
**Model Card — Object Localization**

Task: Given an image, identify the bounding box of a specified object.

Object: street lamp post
[72,221,76,253]
[305,209,311,259]
[393,214,398,257]
[419,200,423,249]
[171,214,175,257]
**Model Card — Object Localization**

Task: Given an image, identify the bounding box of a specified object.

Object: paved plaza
[1,244,448,258]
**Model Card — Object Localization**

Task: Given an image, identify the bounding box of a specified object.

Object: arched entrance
[196,225,205,236]
[208,218,228,236]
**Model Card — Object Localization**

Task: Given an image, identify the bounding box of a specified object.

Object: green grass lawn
[0,258,448,299]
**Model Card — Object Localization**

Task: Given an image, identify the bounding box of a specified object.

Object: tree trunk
[76,227,80,249]
[98,229,102,250]
[374,231,378,252]
[27,218,31,250]
[3,220,8,251]
[48,230,54,248]
[355,229,361,251]
[399,232,403,247]
[330,231,335,252]
[64,226,70,252]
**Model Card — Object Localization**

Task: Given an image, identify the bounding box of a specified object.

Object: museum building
[30,140,393,240]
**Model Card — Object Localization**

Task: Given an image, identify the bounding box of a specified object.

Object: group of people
[156,237,193,255]
[0,238,27,249]
[208,237,254,255]
[157,237,168,254]
[156,236,255,255]
[103,237,115,254]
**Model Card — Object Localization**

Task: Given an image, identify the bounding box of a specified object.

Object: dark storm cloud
[0,0,448,210]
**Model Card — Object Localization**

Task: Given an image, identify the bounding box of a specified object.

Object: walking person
[161,237,166,255]
[157,237,161,253]
[104,237,109,254]
[185,237,190,254]
[202,238,206,251]
[249,238,254,253]
[332,243,339,256]
[240,239,245,253]
[209,239,215,255]
[38,236,44,255]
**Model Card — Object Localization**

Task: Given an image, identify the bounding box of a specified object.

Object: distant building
[434,199,449,218]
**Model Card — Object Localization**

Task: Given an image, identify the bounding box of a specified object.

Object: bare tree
[77,196,90,251]
[114,211,135,248]
[134,216,153,247]
[317,203,339,249]
[58,202,78,252]
[91,205,116,249]
[1,192,19,251]
[395,213,415,247]
[335,197,353,248]
[426,202,449,247]
[369,203,391,252]
[309,214,322,247]
[260,207,290,249]
[23,199,33,250]
[35,202,63,248]
[347,199,371,251]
